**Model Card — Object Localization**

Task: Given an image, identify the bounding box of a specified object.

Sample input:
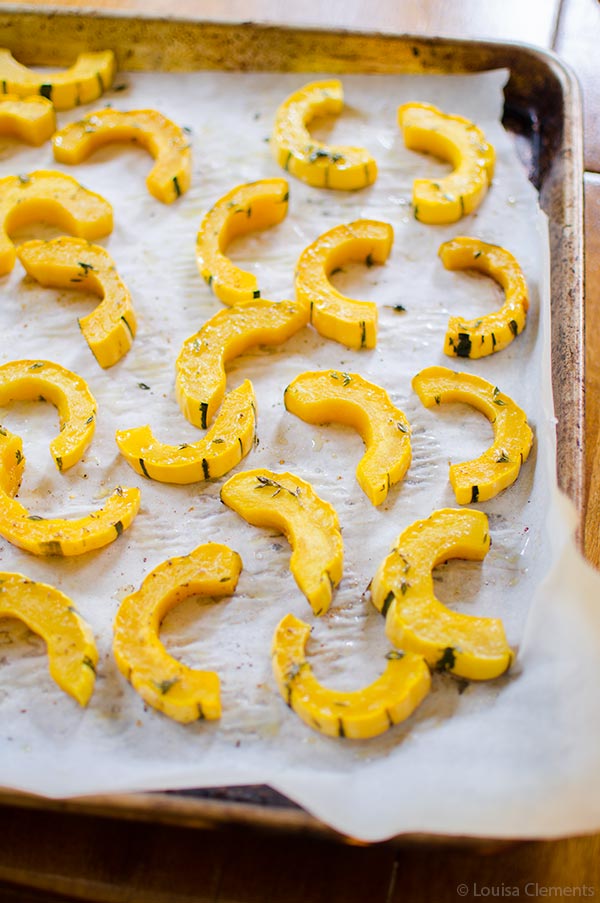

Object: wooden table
[0,0,599,899]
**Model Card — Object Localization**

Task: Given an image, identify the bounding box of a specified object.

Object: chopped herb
[474,250,482,259]
[256,474,299,498]
[212,438,225,444]
[282,191,289,202]
[385,650,404,660]
[28,362,44,370]
[436,646,457,671]
[15,449,23,464]
[18,173,30,184]
[492,386,506,406]
[85,414,95,424]
[400,580,410,595]
[78,261,95,274]
[396,421,409,433]
[393,304,406,312]
[381,590,395,617]
[253,289,261,298]
[138,382,151,390]
[434,395,441,405]
[455,333,472,357]
[27,515,45,521]
[330,266,343,276]
[82,655,96,674]
[496,449,510,463]
[155,677,179,695]
[308,148,343,163]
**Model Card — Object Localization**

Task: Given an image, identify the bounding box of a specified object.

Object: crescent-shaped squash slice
[371,508,513,680]
[221,469,343,616]
[116,380,256,484]
[271,79,377,190]
[284,369,411,506]
[0,94,55,145]
[398,102,495,224]
[0,49,116,110]
[17,237,136,368]
[295,220,393,349]
[53,108,192,204]
[0,571,97,705]
[0,428,140,556]
[176,298,308,428]
[412,365,533,504]
[0,170,113,276]
[113,543,242,723]
[196,179,289,305]
[272,613,430,738]
[439,236,529,358]
[0,359,96,472]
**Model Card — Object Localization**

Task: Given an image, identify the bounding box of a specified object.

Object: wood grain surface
[0,0,598,900]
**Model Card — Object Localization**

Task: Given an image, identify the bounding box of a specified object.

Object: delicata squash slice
[0,359,96,472]
[0,48,116,110]
[0,427,140,556]
[412,366,533,504]
[53,108,192,204]
[196,178,289,305]
[176,298,308,428]
[295,220,393,349]
[398,102,495,224]
[0,94,55,146]
[116,380,256,484]
[284,370,411,506]
[17,237,137,369]
[0,170,113,276]
[439,236,529,359]
[371,508,513,680]
[272,613,430,739]
[221,469,343,616]
[271,79,377,190]
[0,571,98,705]
[113,543,242,723]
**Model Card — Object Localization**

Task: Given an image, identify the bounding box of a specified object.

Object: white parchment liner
[1,68,599,841]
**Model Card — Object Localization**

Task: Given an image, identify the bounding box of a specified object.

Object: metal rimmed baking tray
[0,8,584,842]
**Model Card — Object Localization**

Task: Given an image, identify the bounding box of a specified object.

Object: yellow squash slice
[0,49,116,110]
[284,369,411,506]
[176,298,308,428]
[398,102,495,224]
[271,79,377,190]
[371,508,513,680]
[17,237,136,369]
[295,220,393,349]
[113,543,242,723]
[0,571,98,705]
[0,359,96,472]
[439,236,530,358]
[0,427,140,556]
[116,380,256,484]
[0,94,55,145]
[196,179,289,305]
[412,365,533,504]
[0,170,113,276]
[53,108,191,204]
[221,469,343,616]
[272,613,430,738]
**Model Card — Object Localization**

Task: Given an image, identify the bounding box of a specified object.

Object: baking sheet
[1,65,599,842]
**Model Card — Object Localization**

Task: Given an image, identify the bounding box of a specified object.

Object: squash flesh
[17,237,136,368]
[295,219,393,349]
[398,102,495,224]
[221,469,343,616]
[0,571,97,705]
[0,170,113,276]
[116,380,256,483]
[272,79,377,190]
[113,543,242,723]
[176,298,308,428]
[0,359,96,471]
[272,613,431,738]
[0,49,116,110]
[371,508,513,680]
[53,109,192,204]
[412,365,533,504]
[196,179,289,305]
[284,369,411,506]
[0,94,55,145]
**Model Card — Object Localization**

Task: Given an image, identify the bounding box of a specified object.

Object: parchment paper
[1,67,599,841]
